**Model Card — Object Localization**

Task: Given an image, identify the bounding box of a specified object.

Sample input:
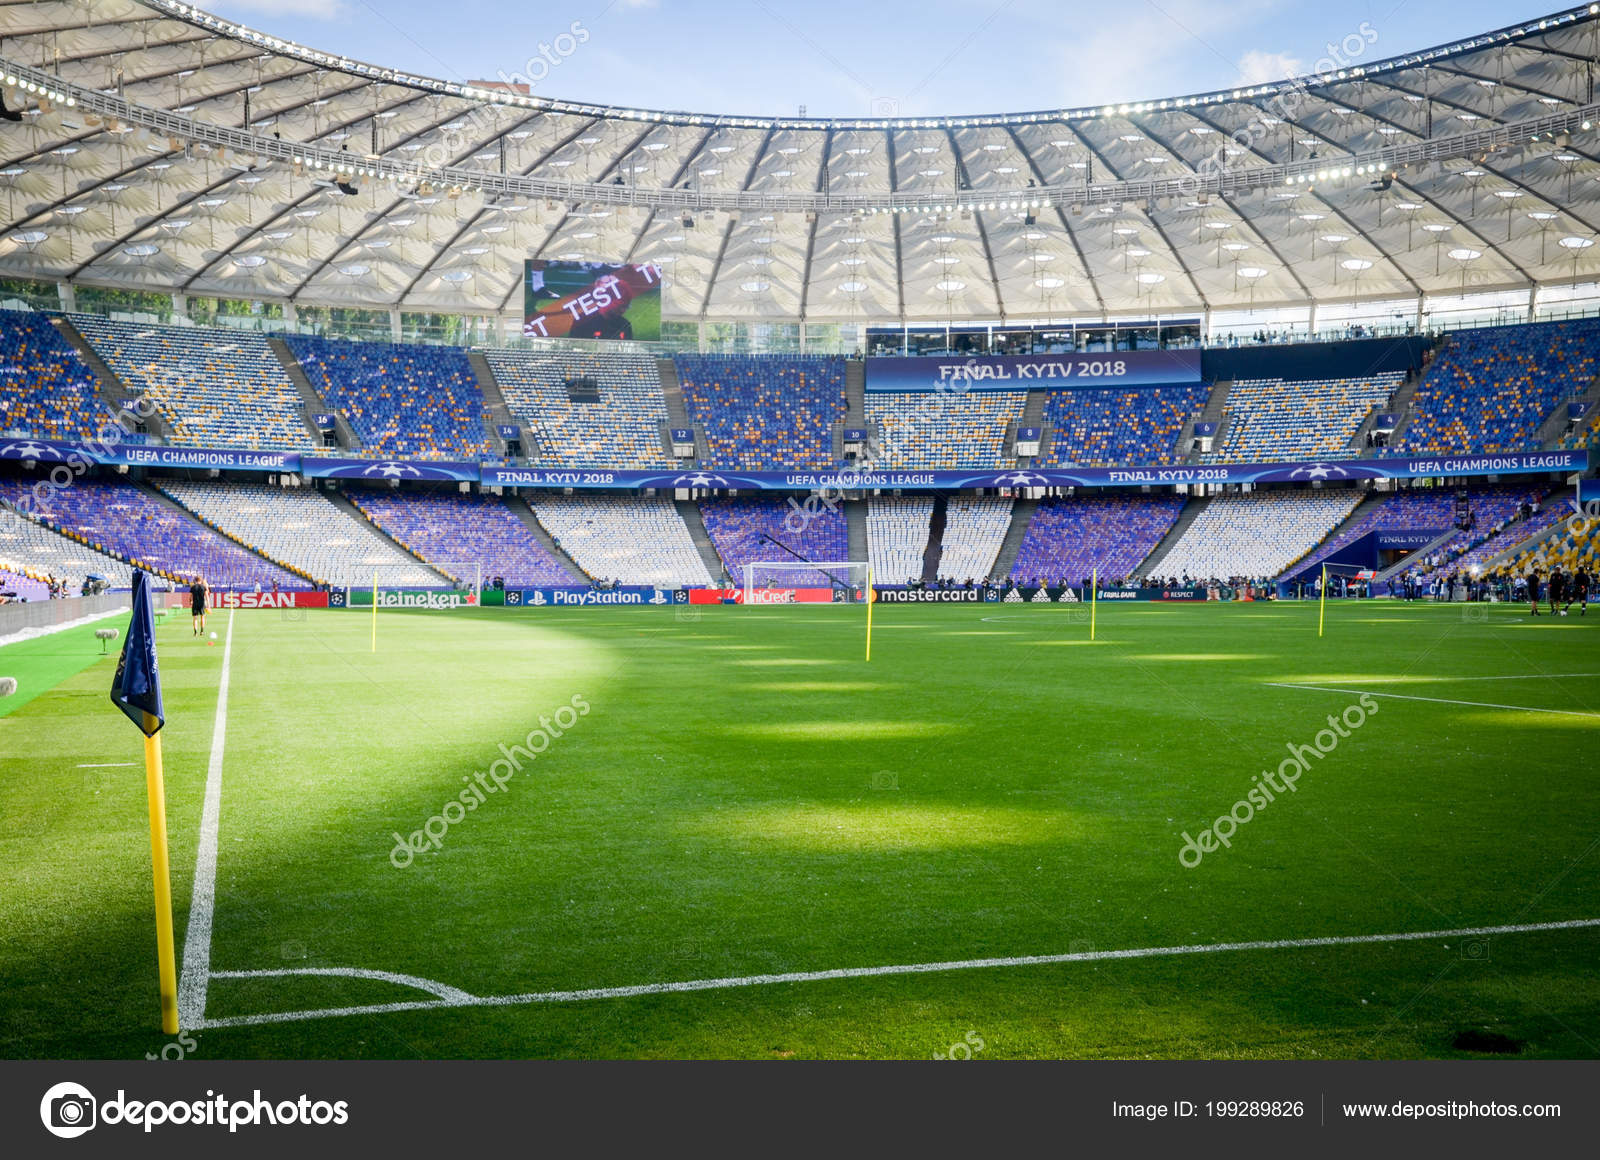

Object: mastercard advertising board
[523,260,663,341]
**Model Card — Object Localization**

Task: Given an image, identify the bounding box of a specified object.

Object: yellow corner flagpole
[371,567,378,653]
[143,714,178,1034]
[1319,563,1328,638]
[865,565,874,662]
[1091,567,1097,641]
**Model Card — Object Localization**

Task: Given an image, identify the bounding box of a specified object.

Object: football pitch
[2,599,1597,1060]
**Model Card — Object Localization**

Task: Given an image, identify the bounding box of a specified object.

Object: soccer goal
[741,560,872,604]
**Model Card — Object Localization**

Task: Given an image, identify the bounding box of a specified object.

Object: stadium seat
[71,315,314,451]
[349,489,576,588]
[865,390,1025,468]
[677,355,846,470]
[1203,374,1402,463]
[157,481,439,589]
[1158,489,1364,580]
[528,496,711,587]
[1009,494,1188,584]
[283,334,488,461]
[0,309,107,443]
[1036,385,1209,467]
[487,349,674,467]
[937,496,1013,582]
[698,497,848,588]
[0,476,301,590]
[866,496,933,583]
[1399,318,1600,455]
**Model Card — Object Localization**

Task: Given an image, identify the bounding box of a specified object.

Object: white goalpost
[741,560,872,604]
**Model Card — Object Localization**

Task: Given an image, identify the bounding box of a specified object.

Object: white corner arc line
[1265,682,1600,718]
[211,966,477,1004]
[178,610,234,1031]
[193,916,1600,1031]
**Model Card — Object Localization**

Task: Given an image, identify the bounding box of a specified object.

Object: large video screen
[522,260,662,341]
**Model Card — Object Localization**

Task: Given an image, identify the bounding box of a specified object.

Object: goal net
[742,561,871,604]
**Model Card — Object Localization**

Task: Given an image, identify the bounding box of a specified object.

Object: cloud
[1236,49,1303,85]
[210,0,347,19]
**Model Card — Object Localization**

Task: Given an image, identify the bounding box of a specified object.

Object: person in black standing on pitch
[190,574,209,636]
[1549,565,1567,617]
[1571,566,1591,616]
[1527,567,1542,617]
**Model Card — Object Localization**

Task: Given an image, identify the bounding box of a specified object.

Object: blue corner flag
[111,570,164,736]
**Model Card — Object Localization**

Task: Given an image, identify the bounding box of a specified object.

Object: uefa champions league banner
[1,440,1586,492]
[865,350,1203,393]
[298,456,479,482]
[0,435,295,471]
[480,451,1586,492]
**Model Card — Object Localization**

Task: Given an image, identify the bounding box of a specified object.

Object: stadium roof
[3,1,1600,323]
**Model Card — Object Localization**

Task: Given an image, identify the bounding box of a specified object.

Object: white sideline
[194,916,1600,1031]
[1266,681,1600,719]
[178,610,234,1031]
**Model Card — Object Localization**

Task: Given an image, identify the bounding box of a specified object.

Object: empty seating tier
[677,355,846,470]
[283,334,487,461]
[1037,384,1209,467]
[71,316,313,451]
[488,348,673,468]
[0,310,106,443]
[157,480,439,589]
[529,496,711,588]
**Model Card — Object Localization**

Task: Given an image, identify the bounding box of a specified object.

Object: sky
[205,0,1560,119]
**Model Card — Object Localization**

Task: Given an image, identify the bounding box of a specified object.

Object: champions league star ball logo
[0,441,63,461]
[363,461,424,479]
[995,471,1048,488]
[1289,462,1351,481]
[674,472,729,488]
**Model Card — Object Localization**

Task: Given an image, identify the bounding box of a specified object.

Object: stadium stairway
[655,358,707,462]
[320,487,456,584]
[987,496,1037,580]
[1184,381,1231,465]
[846,498,868,565]
[1378,370,1424,448]
[920,495,948,583]
[137,481,315,584]
[267,337,348,450]
[1539,372,1600,449]
[1135,496,1207,577]
[51,317,173,442]
[1015,391,1051,463]
[844,359,866,424]
[466,350,520,457]
[675,500,728,583]
[508,497,590,583]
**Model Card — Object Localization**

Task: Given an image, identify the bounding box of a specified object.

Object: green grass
[2,600,1598,1060]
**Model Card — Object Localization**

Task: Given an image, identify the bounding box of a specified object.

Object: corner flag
[112,570,178,1032]
[111,570,164,735]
